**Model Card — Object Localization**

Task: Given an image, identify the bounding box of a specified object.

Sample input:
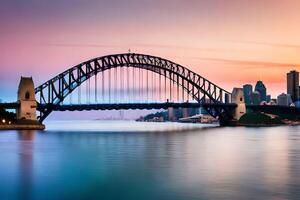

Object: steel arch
[35,53,232,121]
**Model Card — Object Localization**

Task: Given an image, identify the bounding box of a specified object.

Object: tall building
[255,81,267,102]
[266,95,271,103]
[243,84,252,105]
[277,93,293,106]
[250,91,260,105]
[287,70,299,102]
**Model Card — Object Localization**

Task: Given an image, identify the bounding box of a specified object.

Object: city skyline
[1,0,300,101]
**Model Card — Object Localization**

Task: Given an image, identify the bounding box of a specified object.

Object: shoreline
[0,124,45,130]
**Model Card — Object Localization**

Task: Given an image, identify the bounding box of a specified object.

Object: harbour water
[0,120,300,200]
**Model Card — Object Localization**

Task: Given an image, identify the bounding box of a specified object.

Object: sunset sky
[1,0,300,102]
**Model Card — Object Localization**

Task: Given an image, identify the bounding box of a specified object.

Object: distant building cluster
[242,70,300,107]
[243,80,272,106]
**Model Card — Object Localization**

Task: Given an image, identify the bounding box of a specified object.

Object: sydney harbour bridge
[35,53,234,122]
[1,53,299,125]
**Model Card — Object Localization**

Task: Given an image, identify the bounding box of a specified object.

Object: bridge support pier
[182,108,189,118]
[168,107,176,121]
[17,77,37,121]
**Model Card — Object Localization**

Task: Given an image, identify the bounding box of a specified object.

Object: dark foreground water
[0,121,300,200]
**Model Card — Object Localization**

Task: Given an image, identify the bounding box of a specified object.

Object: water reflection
[18,130,35,200]
[0,122,299,199]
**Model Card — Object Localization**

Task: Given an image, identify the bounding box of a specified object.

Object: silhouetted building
[250,91,260,105]
[225,93,230,103]
[287,70,299,102]
[255,81,267,102]
[266,95,271,103]
[277,93,292,106]
[243,84,252,105]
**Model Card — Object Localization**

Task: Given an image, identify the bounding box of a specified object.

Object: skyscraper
[243,84,252,105]
[250,91,260,105]
[255,81,267,102]
[266,95,271,103]
[287,70,299,102]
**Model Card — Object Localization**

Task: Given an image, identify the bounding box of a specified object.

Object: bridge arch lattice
[35,53,231,121]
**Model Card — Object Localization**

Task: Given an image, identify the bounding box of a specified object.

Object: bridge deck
[3,102,299,119]
[0,103,19,109]
[38,102,237,111]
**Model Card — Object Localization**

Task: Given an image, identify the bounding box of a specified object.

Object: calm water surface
[0,120,300,200]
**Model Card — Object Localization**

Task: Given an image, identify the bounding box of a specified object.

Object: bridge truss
[35,53,232,121]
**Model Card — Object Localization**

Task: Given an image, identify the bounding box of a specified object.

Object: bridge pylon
[231,88,246,120]
[17,77,37,121]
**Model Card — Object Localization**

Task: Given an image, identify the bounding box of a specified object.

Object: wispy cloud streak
[41,43,121,48]
[41,42,256,54]
[198,57,300,69]
[231,40,300,49]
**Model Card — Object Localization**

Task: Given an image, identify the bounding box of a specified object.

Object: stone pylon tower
[17,77,37,120]
[231,88,246,120]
